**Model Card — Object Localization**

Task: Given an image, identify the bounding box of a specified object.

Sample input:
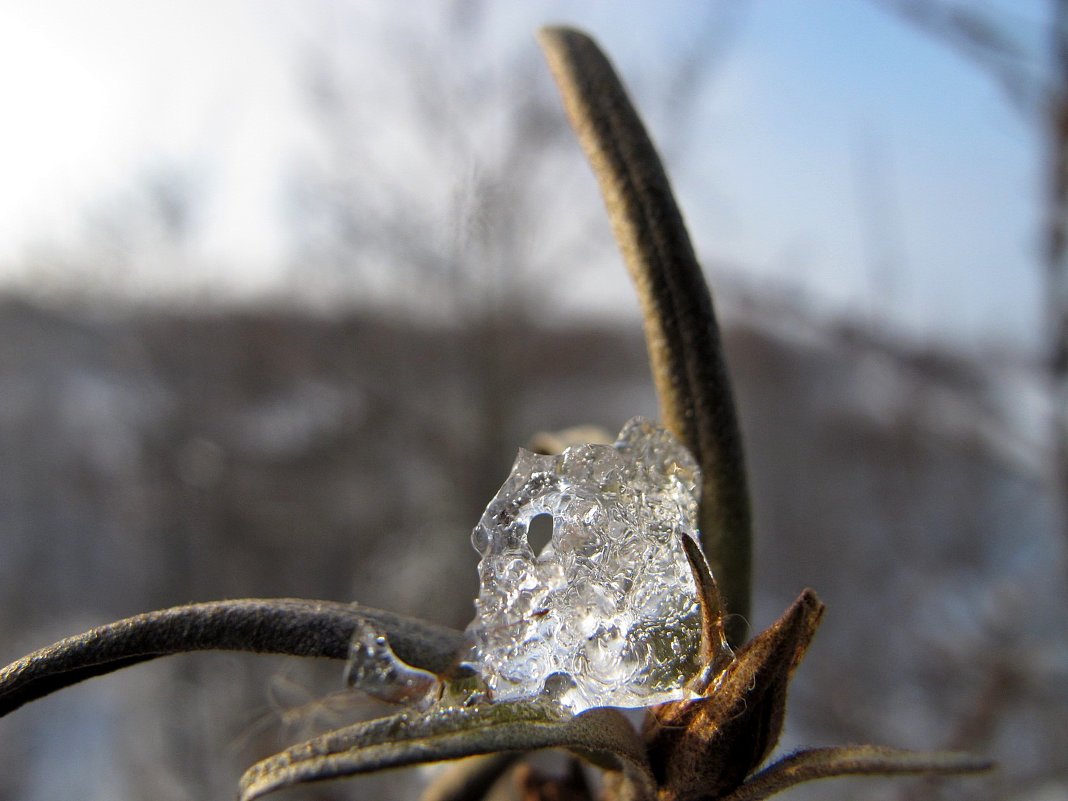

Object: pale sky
[0,0,1050,353]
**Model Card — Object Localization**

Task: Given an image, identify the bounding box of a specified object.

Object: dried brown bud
[644,590,825,801]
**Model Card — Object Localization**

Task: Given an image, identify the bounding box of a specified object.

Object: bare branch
[874,0,1046,115]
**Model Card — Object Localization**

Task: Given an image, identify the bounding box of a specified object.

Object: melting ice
[466,417,707,713]
[345,618,440,709]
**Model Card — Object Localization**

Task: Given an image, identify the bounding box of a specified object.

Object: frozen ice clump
[345,618,440,709]
[466,417,706,713]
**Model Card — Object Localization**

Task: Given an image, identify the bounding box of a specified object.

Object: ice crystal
[345,618,440,709]
[466,417,706,713]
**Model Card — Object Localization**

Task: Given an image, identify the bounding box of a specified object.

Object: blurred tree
[282,0,735,521]
[1048,0,1068,536]
[18,163,203,305]
[875,0,1067,536]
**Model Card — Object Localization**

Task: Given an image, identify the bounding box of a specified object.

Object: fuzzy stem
[537,26,752,644]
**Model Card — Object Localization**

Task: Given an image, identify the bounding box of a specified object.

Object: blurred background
[0,1,1064,800]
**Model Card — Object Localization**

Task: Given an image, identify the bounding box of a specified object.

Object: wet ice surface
[345,618,440,709]
[466,417,706,714]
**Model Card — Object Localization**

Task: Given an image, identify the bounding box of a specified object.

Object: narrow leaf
[722,745,994,801]
[537,26,751,645]
[680,535,732,693]
[240,704,655,801]
[0,599,468,718]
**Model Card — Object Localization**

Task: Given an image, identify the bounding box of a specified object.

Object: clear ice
[345,618,440,709]
[466,417,707,714]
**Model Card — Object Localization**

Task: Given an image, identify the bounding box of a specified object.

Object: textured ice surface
[466,417,706,713]
[345,618,440,709]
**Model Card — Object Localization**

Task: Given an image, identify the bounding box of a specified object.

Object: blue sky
[0,0,1050,352]
[695,1,1042,349]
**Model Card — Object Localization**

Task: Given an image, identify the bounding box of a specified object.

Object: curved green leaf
[537,26,751,645]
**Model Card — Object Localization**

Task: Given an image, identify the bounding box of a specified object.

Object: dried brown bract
[645,590,825,801]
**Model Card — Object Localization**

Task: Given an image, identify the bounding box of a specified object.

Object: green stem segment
[538,26,752,644]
